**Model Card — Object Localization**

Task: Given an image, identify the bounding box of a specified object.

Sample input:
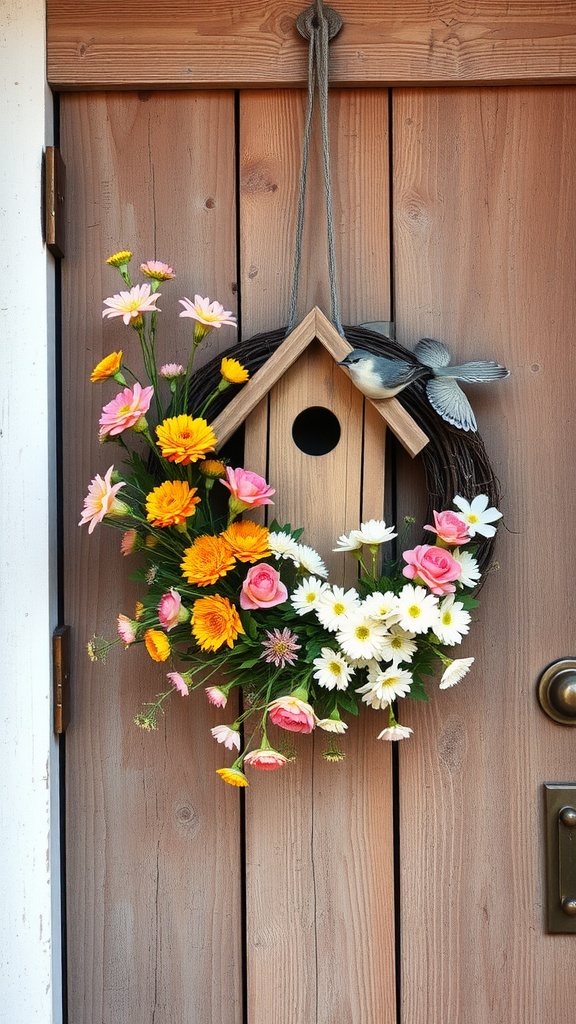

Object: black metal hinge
[52,625,71,734]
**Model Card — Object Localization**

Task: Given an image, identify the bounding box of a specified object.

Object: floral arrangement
[81,252,502,787]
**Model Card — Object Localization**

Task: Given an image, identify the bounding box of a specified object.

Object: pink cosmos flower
[99,382,154,438]
[117,614,138,645]
[205,686,228,708]
[140,261,175,280]
[244,748,288,771]
[102,283,161,324]
[240,564,288,610]
[211,724,241,751]
[167,671,190,697]
[220,467,275,516]
[268,695,316,734]
[120,528,139,556]
[261,627,301,667]
[179,295,237,329]
[159,363,185,379]
[158,589,185,631]
[79,465,127,534]
[402,544,462,596]
[424,510,470,546]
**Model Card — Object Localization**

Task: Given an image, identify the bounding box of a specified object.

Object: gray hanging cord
[287,2,344,336]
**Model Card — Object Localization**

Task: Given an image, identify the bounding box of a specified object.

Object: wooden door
[60,84,576,1023]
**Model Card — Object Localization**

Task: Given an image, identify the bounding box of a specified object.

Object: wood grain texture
[48,0,576,89]
[60,92,242,1024]
[241,88,396,1024]
[393,85,576,1023]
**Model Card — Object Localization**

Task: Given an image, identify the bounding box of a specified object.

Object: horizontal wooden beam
[47,1,576,90]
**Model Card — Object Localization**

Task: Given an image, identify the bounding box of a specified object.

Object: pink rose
[268,696,316,734]
[240,563,288,610]
[402,544,461,595]
[244,748,288,770]
[424,510,470,546]
[220,467,275,515]
[158,588,186,631]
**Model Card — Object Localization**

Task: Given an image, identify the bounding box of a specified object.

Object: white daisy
[352,519,397,546]
[453,494,502,539]
[361,590,401,625]
[396,584,440,634]
[452,547,481,588]
[434,595,471,646]
[439,656,475,689]
[378,626,418,667]
[268,530,301,561]
[356,667,413,709]
[291,543,328,578]
[333,529,363,552]
[313,648,354,690]
[316,585,361,632]
[290,576,330,616]
[377,724,413,741]
[336,613,390,661]
[211,724,241,751]
[315,715,348,733]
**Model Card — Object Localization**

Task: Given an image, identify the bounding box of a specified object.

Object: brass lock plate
[544,784,576,933]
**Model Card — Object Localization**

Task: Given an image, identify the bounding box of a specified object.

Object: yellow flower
[221,521,271,563]
[220,357,249,385]
[145,479,200,528]
[191,594,245,651]
[198,459,227,480]
[90,351,123,382]
[156,415,217,465]
[181,535,236,586]
[134,602,144,620]
[106,250,132,268]
[144,628,171,662]
[216,766,249,787]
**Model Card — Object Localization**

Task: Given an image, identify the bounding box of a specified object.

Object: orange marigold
[156,415,216,465]
[221,521,271,563]
[145,479,200,527]
[192,595,245,651]
[181,534,236,586]
[144,628,171,662]
[198,459,227,480]
[216,766,249,787]
[90,350,123,382]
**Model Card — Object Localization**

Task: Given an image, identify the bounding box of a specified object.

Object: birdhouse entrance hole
[291,405,341,455]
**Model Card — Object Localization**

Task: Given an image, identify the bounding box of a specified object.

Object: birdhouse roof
[210,306,428,457]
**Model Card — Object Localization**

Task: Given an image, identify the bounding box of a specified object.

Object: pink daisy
[179,294,237,329]
[260,628,301,668]
[102,283,161,324]
[78,465,126,534]
[99,382,154,438]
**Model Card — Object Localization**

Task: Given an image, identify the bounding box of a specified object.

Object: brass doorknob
[537,659,576,725]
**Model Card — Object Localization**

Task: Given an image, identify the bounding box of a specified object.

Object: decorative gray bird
[339,338,510,432]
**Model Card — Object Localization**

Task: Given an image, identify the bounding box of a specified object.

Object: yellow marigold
[145,479,201,528]
[144,628,171,662]
[181,534,236,586]
[90,351,123,382]
[134,601,144,620]
[220,357,249,385]
[221,521,271,563]
[198,459,227,480]
[216,766,249,787]
[156,415,217,465]
[106,250,132,267]
[192,594,245,652]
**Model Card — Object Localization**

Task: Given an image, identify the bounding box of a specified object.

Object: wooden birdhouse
[211,307,428,583]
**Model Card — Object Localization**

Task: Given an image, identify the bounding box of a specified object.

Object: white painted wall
[0,1,61,1021]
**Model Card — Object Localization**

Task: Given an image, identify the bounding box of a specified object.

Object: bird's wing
[413,337,451,369]
[437,360,510,382]
[425,378,477,432]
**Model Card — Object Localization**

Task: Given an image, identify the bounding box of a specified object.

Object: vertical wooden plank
[394,86,576,1023]
[61,92,242,1024]
[241,89,396,1024]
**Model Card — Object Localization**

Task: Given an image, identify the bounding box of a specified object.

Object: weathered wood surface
[240,88,397,1024]
[48,0,576,89]
[60,92,242,1024]
[393,85,576,1023]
